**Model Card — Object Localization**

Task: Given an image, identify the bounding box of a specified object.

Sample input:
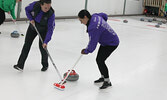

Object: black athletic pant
[96,45,118,78]
[17,24,48,69]
[0,8,5,25]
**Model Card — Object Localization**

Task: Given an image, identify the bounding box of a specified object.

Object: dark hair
[40,0,51,5]
[78,9,91,19]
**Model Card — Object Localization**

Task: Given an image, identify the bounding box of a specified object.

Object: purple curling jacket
[84,13,119,54]
[25,1,55,44]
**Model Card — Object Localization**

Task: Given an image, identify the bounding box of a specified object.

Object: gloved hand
[43,43,47,49]
[30,20,35,25]
[81,49,88,55]
[12,19,16,23]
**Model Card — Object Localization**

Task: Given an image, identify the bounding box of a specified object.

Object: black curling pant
[0,8,5,25]
[96,45,118,78]
[17,24,48,69]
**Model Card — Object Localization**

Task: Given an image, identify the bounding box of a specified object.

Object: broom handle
[60,54,83,85]
[32,24,63,80]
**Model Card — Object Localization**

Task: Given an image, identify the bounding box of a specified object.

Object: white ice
[0,16,167,100]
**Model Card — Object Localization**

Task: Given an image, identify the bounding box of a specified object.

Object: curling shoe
[41,67,48,71]
[99,81,112,89]
[13,65,23,72]
[94,78,104,83]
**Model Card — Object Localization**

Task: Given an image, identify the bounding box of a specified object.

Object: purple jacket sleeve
[25,1,37,21]
[44,14,55,44]
[84,31,100,54]
[84,27,101,54]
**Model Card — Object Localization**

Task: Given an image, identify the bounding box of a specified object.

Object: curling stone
[161,20,167,24]
[11,31,20,38]
[155,24,160,28]
[140,18,144,21]
[148,19,153,22]
[123,20,128,23]
[153,18,157,21]
[158,22,162,25]
[63,70,79,81]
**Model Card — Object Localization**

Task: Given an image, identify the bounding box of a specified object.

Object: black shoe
[13,65,23,72]
[41,67,48,71]
[99,81,112,89]
[94,78,104,83]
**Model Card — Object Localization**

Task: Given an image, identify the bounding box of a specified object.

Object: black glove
[81,49,87,55]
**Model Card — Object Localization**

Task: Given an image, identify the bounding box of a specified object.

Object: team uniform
[14,1,55,71]
[85,13,119,89]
